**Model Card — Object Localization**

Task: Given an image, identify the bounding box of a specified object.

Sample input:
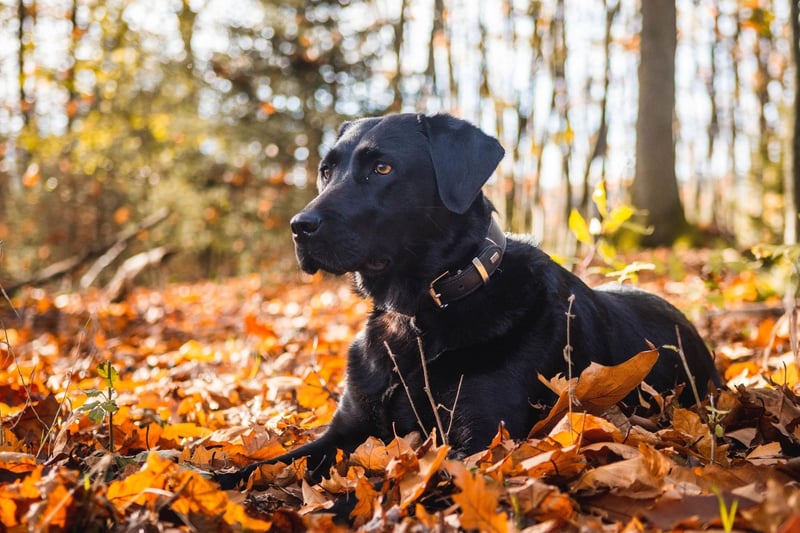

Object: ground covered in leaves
[1,249,799,532]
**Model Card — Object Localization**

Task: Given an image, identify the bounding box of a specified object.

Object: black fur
[216,113,720,488]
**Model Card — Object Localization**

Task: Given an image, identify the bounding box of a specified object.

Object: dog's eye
[374,162,392,175]
[320,166,332,182]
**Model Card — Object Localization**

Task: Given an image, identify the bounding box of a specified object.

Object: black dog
[218,113,719,487]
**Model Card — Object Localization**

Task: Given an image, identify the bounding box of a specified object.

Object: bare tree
[631,0,687,245]
[788,0,800,244]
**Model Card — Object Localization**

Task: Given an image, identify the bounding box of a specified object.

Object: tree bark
[788,0,800,244]
[632,0,687,246]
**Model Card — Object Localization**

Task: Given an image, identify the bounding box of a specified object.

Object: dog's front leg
[214,390,375,489]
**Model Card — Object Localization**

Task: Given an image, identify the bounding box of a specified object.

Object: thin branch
[674,325,703,416]
[385,341,427,437]
[1,281,20,319]
[443,374,464,440]
[417,336,448,446]
[563,294,578,445]
[564,294,577,412]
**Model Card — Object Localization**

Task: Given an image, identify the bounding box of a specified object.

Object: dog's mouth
[295,245,391,277]
[360,257,391,276]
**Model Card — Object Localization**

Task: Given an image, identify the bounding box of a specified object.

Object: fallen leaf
[530,349,659,437]
[572,443,672,499]
[388,434,449,509]
[350,436,393,472]
[447,460,508,533]
[548,412,623,446]
[350,472,379,526]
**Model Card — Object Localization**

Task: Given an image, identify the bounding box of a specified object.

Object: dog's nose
[290,212,322,239]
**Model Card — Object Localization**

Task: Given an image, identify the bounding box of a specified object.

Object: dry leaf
[572,443,672,499]
[350,436,393,472]
[350,473,379,526]
[447,460,508,533]
[530,349,659,437]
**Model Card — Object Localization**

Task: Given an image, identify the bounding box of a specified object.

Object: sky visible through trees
[0,0,796,282]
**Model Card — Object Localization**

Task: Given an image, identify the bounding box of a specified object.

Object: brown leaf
[670,407,719,461]
[387,435,449,509]
[548,412,624,447]
[300,479,333,514]
[517,445,586,480]
[505,476,574,521]
[447,460,508,533]
[350,436,393,472]
[530,349,659,437]
[572,443,672,499]
[350,472,379,527]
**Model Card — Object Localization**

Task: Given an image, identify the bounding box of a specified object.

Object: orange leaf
[161,422,212,442]
[388,434,449,508]
[447,460,508,533]
[177,339,214,362]
[0,493,17,527]
[243,313,276,338]
[247,457,306,490]
[548,412,623,447]
[350,436,393,472]
[22,163,40,187]
[107,452,271,529]
[296,371,331,409]
[320,466,361,495]
[350,473,379,526]
[113,206,131,225]
[573,349,659,409]
[517,446,586,479]
[530,349,659,437]
[672,407,716,460]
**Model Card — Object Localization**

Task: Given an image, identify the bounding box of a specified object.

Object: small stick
[443,374,464,440]
[385,341,427,436]
[674,325,703,417]
[417,337,448,446]
[564,294,577,443]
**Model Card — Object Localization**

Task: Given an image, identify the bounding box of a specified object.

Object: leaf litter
[0,255,799,532]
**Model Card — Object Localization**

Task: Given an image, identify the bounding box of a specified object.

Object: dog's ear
[337,121,353,139]
[422,114,505,214]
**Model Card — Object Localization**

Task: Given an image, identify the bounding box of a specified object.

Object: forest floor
[0,248,799,532]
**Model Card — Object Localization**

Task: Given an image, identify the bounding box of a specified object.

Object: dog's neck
[354,200,504,316]
[427,217,506,308]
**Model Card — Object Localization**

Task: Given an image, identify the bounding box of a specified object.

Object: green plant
[79,361,120,451]
[712,485,739,532]
[568,181,654,282]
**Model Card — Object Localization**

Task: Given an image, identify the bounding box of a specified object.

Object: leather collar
[428,217,506,308]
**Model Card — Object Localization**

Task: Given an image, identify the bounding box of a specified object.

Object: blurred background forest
[0,0,798,289]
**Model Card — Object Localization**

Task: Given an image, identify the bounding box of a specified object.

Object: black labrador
[218,113,719,488]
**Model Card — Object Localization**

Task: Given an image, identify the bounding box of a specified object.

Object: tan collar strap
[428,217,506,309]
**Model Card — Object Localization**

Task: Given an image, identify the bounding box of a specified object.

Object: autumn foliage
[1,255,800,532]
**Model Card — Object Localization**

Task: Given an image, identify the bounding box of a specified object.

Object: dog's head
[290,113,504,285]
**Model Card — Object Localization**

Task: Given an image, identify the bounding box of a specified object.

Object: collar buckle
[429,270,450,309]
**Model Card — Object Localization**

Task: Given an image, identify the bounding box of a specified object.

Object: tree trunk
[632,0,687,246]
[788,0,800,245]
